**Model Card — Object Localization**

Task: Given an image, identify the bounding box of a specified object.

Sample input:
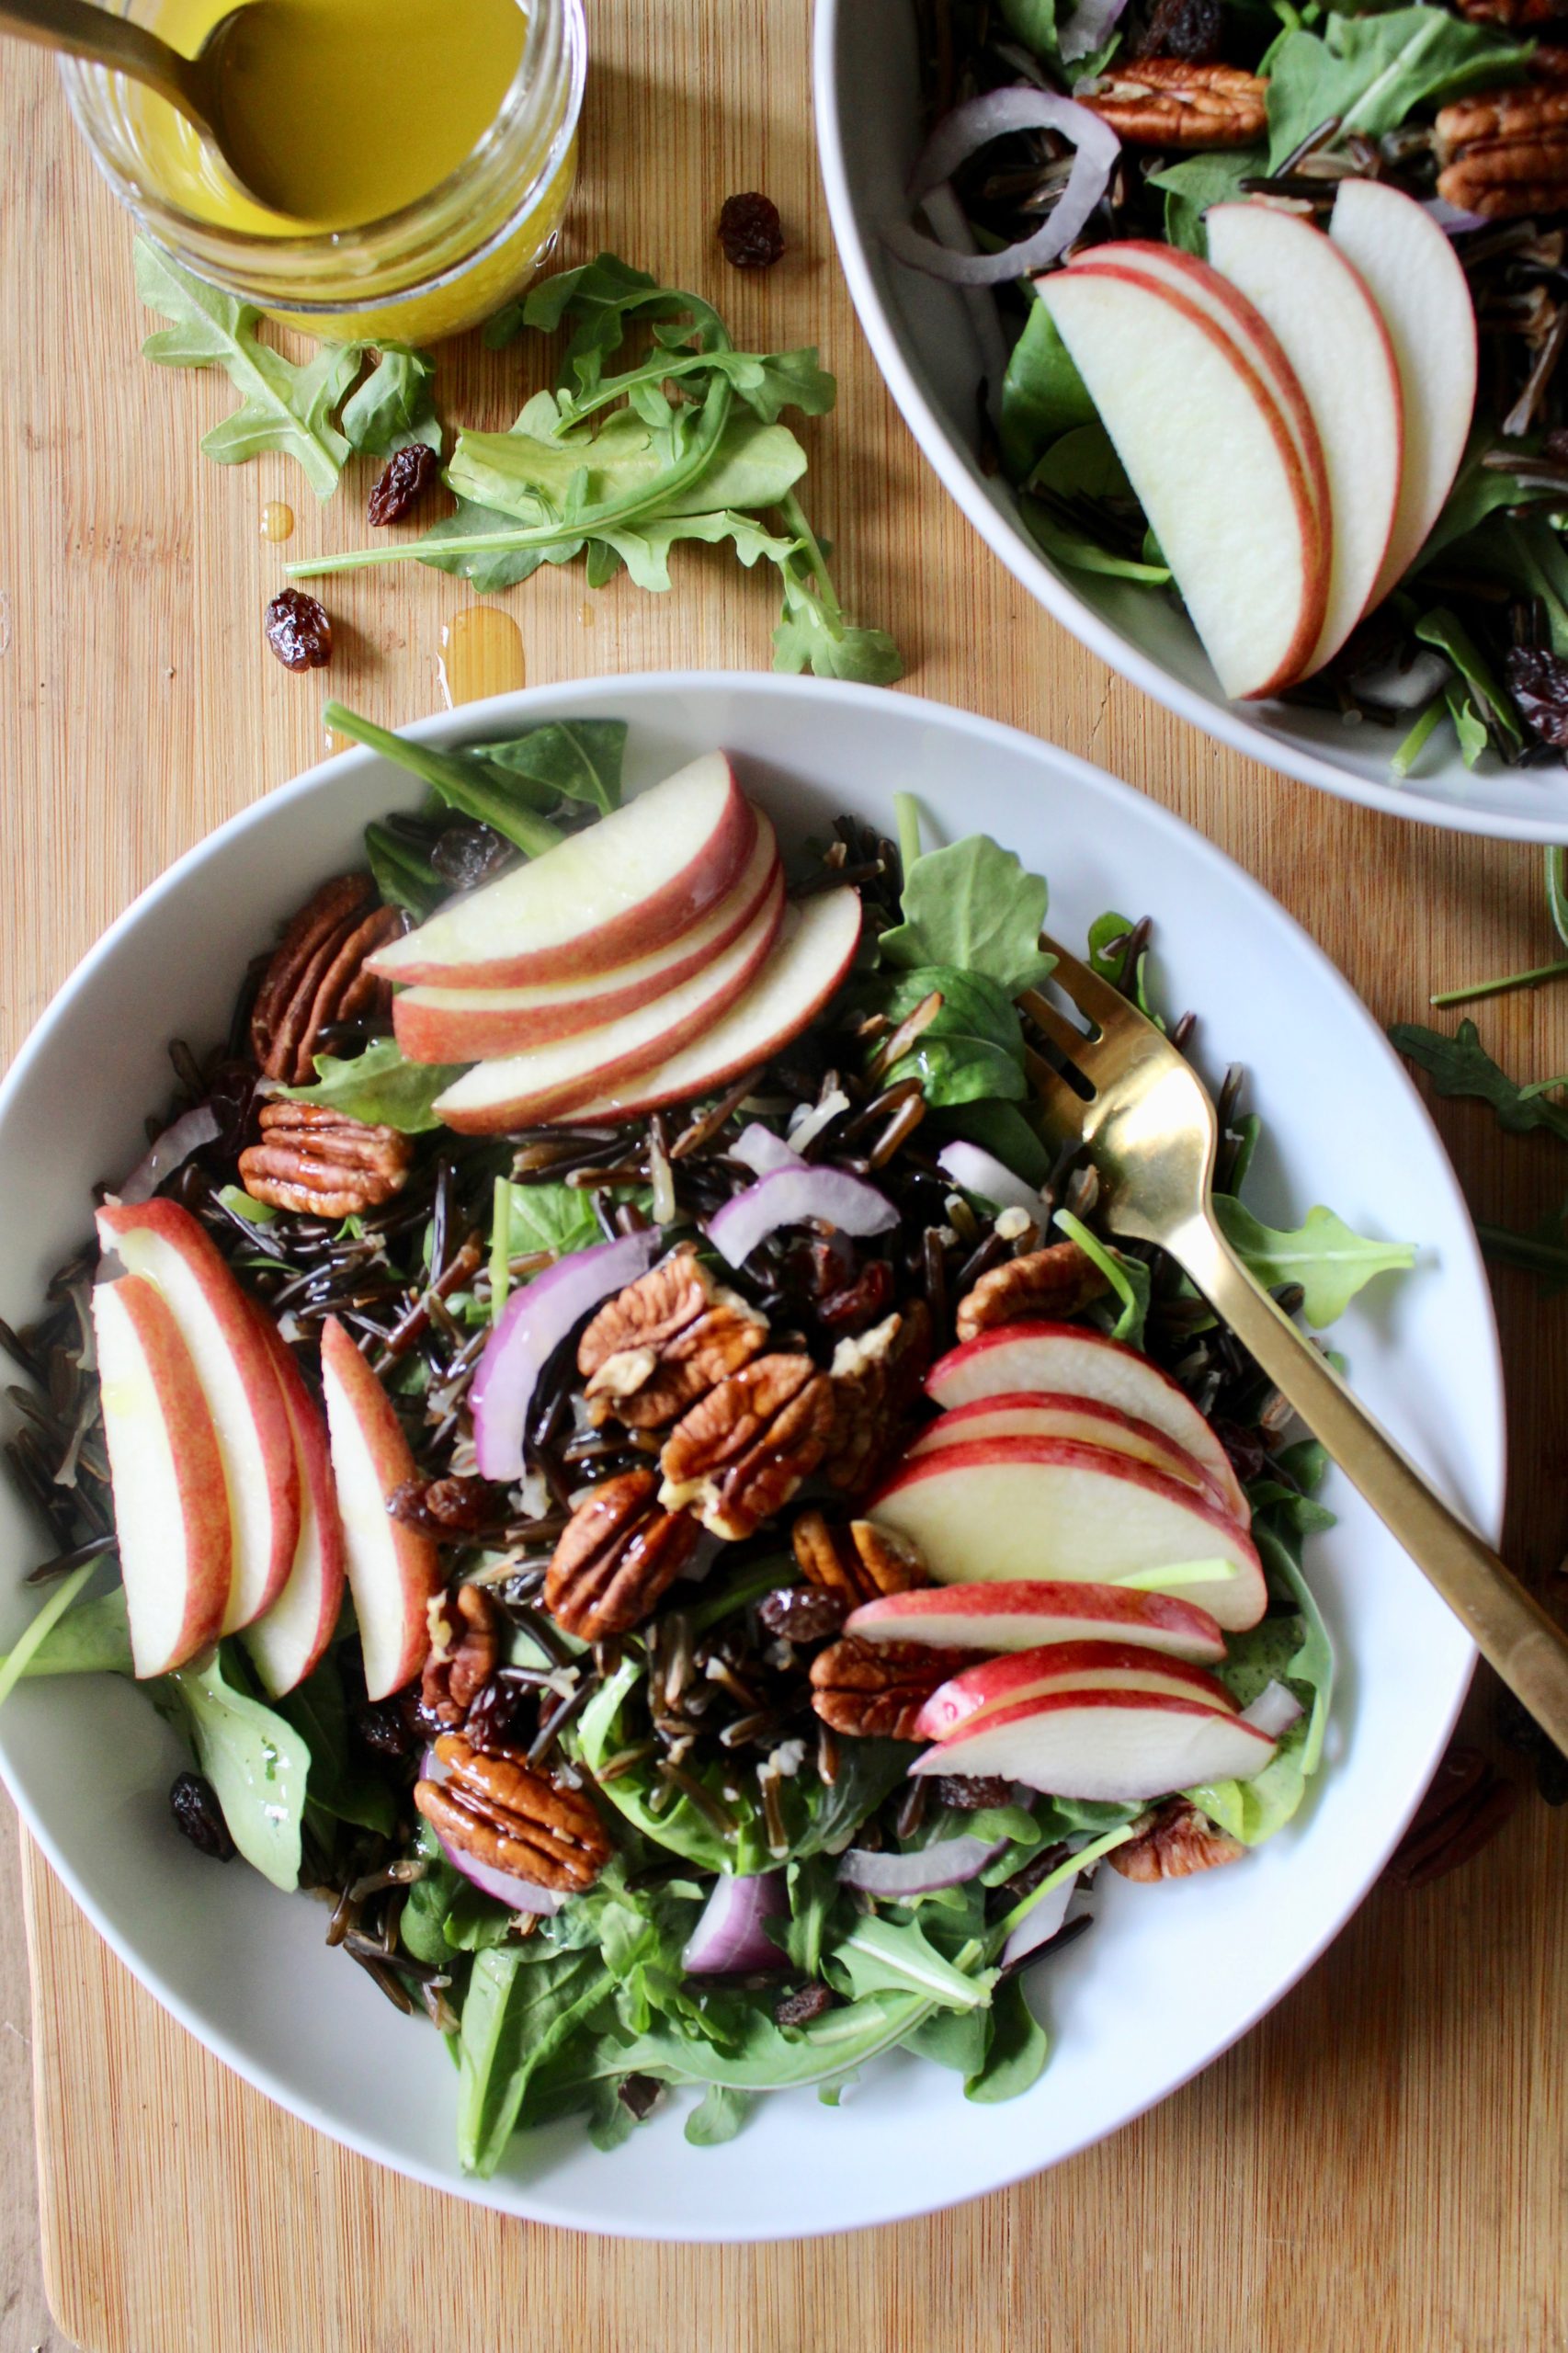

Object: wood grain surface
[3,4,1568,2347]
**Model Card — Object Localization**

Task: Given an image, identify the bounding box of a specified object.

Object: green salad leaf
[324,702,567,858]
[963,1975,1051,2105]
[1392,1017,1568,1140]
[1213,1195,1416,1326]
[457,1943,612,2175]
[1263,8,1532,167]
[483,719,627,813]
[880,833,1055,996]
[159,1646,310,1892]
[272,1650,396,1836]
[859,966,1028,1108]
[341,344,441,458]
[281,1037,460,1133]
[999,298,1096,482]
[1149,151,1264,255]
[0,1578,130,1697]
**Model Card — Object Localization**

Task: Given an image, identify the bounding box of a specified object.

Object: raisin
[1137,0,1223,59]
[618,2072,665,2121]
[430,823,516,891]
[930,1773,1014,1811]
[368,443,439,527]
[817,1256,895,1333]
[1213,1417,1267,1484]
[169,1770,235,1860]
[265,587,332,673]
[757,1585,848,1643]
[354,1690,419,1760]
[776,1980,837,2027]
[1506,646,1568,747]
[719,191,786,269]
[463,1670,538,1756]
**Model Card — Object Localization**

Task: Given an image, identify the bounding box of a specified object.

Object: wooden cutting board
[5,3,1568,2345]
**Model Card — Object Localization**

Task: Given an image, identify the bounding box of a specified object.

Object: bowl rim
[0,671,1504,2234]
[810,0,1568,846]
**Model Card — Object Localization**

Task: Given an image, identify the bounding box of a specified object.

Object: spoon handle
[0,0,208,128]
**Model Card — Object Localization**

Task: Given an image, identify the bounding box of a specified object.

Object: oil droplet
[439,606,526,708]
[260,500,296,544]
[578,599,597,629]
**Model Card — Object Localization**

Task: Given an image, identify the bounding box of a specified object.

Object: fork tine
[1017,986,1097,1067]
[1038,932,1142,1031]
[1023,1045,1091,1133]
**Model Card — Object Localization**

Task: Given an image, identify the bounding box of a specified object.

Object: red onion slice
[937,1141,1049,1222]
[1060,0,1130,63]
[837,1835,1007,1897]
[418,1746,563,1915]
[682,1871,786,1973]
[706,1164,898,1268]
[117,1103,222,1207]
[886,89,1120,285]
[1423,195,1489,236]
[1240,1679,1304,1737]
[1352,647,1452,711]
[729,1121,806,1177]
[1001,1870,1077,1968]
[471,1229,662,1482]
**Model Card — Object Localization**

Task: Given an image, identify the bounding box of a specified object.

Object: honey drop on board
[439,607,525,708]
[260,501,296,543]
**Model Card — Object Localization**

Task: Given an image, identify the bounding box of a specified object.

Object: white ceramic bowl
[814,0,1568,841]
[0,675,1500,2237]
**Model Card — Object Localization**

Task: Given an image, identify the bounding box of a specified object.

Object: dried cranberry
[718,191,786,269]
[265,587,332,673]
[930,1773,1013,1811]
[354,1690,419,1760]
[1506,646,1568,747]
[757,1586,848,1643]
[463,1671,536,1755]
[776,1980,836,2027]
[430,823,516,891]
[1137,0,1222,59]
[368,442,439,527]
[818,1256,894,1333]
[618,2073,665,2120]
[169,1770,234,1860]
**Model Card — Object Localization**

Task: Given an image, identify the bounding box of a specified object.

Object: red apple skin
[318,1316,441,1701]
[925,1319,1246,1521]
[96,1196,300,1627]
[392,822,779,1064]
[1059,257,1329,699]
[369,763,756,990]
[436,869,786,1134]
[242,1307,347,1698]
[93,1275,233,1678]
[869,1435,1259,1549]
[905,1389,1224,1505]
[561,889,864,1124]
[907,1686,1275,1799]
[846,1577,1227,1662]
[915,1639,1237,1742]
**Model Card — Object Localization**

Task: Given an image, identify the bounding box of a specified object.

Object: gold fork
[1022,936,1568,1750]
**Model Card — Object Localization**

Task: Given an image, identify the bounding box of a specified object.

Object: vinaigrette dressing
[438,607,526,709]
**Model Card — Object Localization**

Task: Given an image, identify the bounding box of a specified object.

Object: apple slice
[905,1389,1221,1501]
[1040,262,1328,697]
[846,1577,1227,1663]
[434,865,785,1132]
[926,1321,1246,1521]
[96,1199,300,1633]
[908,1687,1276,1803]
[392,813,779,1064]
[318,1316,441,1702]
[1206,202,1403,675]
[91,1275,232,1677]
[552,887,864,1123]
[1330,177,1477,604]
[241,1310,347,1699]
[867,1437,1266,1630]
[915,1638,1237,1743]
[369,753,756,989]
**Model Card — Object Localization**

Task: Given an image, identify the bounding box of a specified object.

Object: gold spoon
[0,0,296,214]
[1022,934,1568,1751]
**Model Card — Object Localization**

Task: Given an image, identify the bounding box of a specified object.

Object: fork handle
[1169,1211,1568,1750]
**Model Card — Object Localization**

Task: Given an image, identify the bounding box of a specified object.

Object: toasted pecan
[1437,81,1568,216]
[545,1469,700,1640]
[420,1583,501,1730]
[954,1241,1108,1343]
[249,875,402,1086]
[578,1243,768,1429]
[809,1636,970,1741]
[659,1352,834,1540]
[238,1100,413,1219]
[791,1507,927,1608]
[1075,59,1267,148]
[822,1304,932,1493]
[1108,1800,1246,1882]
[413,1733,609,1893]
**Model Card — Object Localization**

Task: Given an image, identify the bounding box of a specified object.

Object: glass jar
[62,0,586,343]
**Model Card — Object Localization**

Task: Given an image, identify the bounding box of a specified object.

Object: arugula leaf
[1414,607,1524,756]
[1021,494,1172,586]
[1087,909,1163,1026]
[1392,1017,1568,1142]
[457,1944,611,2175]
[483,720,627,813]
[136,238,364,500]
[323,703,565,857]
[401,1824,462,1966]
[686,2084,755,2145]
[999,297,1096,482]
[493,1178,609,1277]
[863,966,1029,1108]
[1054,1206,1151,1347]
[272,1651,395,1836]
[1149,151,1264,255]
[341,344,441,458]
[1415,438,1562,575]
[1212,1194,1415,1326]
[365,820,441,919]
[829,1914,996,2011]
[1264,9,1533,167]
[420,494,556,593]
[964,1975,1050,2105]
[881,834,1056,995]
[159,1646,309,1891]
[281,1037,460,1133]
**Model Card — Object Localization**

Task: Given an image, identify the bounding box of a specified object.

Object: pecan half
[1381,1745,1520,1892]
[822,1303,932,1493]
[659,1353,834,1540]
[578,1243,768,1428]
[1437,85,1568,217]
[1108,1799,1246,1882]
[238,1100,414,1218]
[414,1733,609,1893]
[1076,59,1267,148]
[809,1636,969,1741]
[791,1506,927,1607]
[955,1240,1108,1343]
[545,1469,700,1639]
[249,875,403,1086]
[420,1583,501,1729]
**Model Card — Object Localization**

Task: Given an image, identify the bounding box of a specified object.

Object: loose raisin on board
[368,443,439,527]
[169,1771,235,1860]
[719,191,786,268]
[265,587,333,673]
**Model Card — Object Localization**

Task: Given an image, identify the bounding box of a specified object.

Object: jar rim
[62,0,585,314]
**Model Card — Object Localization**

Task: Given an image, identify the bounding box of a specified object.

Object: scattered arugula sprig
[1395,1013,1568,1287]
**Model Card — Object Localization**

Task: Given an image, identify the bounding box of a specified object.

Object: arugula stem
[989,1823,1136,1953]
[778,490,840,612]
[0,1559,101,1708]
[1390,697,1446,780]
[1548,847,1568,950]
[1429,954,1568,1008]
[323,705,563,858]
[892,791,923,882]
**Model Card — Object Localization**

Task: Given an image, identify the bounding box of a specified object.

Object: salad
[903,0,1568,776]
[0,716,1413,2174]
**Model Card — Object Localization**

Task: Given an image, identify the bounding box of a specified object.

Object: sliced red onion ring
[918,183,1012,416]
[937,1141,1049,1222]
[682,1870,786,1973]
[1002,1870,1078,1968]
[1423,195,1489,236]
[886,89,1119,285]
[1061,0,1130,64]
[836,1834,1007,1897]
[471,1229,662,1482]
[1240,1679,1304,1737]
[117,1103,222,1207]
[418,1746,563,1915]
[706,1164,898,1268]
[1351,647,1452,712]
[729,1121,806,1177]
[786,1087,851,1155]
